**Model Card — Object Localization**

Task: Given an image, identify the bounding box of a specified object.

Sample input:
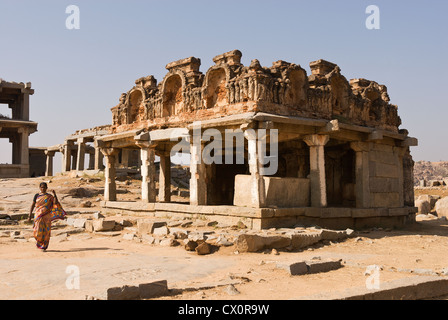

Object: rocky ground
[1,175,448,300]
[414,160,448,186]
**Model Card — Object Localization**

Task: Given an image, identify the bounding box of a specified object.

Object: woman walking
[28,182,66,252]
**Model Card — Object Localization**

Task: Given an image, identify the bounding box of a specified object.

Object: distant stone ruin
[0,80,37,178]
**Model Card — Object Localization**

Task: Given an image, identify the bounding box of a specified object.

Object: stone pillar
[21,93,30,121]
[71,153,77,171]
[94,147,104,170]
[10,135,20,165]
[394,146,406,207]
[138,144,157,203]
[18,127,29,165]
[121,149,130,168]
[189,138,207,206]
[101,148,119,201]
[76,138,86,171]
[59,148,65,174]
[88,151,95,170]
[159,151,171,203]
[244,129,266,208]
[45,150,55,177]
[63,141,74,172]
[350,142,371,208]
[303,134,329,208]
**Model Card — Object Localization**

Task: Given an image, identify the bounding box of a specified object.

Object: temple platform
[101,201,417,230]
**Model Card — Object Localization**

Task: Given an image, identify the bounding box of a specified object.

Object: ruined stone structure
[97,50,418,230]
[44,126,110,176]
[43,125,144,176]
[0,80,37,178]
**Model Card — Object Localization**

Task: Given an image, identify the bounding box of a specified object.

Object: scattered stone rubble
[59,211,357,256]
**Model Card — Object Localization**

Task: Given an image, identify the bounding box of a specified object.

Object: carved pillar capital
[303,134,329,147]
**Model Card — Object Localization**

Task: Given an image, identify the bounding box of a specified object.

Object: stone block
[277,259,343,276]
[234,175,310,208]
[290,232,322,249]
[153,226,169,236]
[73,218,87,229]
[371,143,394,153]
[305,259,343,274]
[107,285,140,300]
[93,219,116,232]
[123,233,135,241]
[277,261,308,276]
[160,238,177,247]
[195,242,211,255]
[137,219,167,235]
[319,229,348,241]
[139,280,169,299]
[66,218,75,226]
[235,233,292,252]
[370,161,398,178]
[85,220,94,233]
[371,193,400,208]
[141,234,156,244]
[370,177,399,193]
[185,240,198,251]
[369,150,398,165]
[93,212,105,219]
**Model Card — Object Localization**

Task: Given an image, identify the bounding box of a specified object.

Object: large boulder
[435,197,448,218]
[415,199,431,215]
[417,195,440,210]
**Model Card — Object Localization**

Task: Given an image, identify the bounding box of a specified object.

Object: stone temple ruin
[86,50,418,230]
[0,80,38,178]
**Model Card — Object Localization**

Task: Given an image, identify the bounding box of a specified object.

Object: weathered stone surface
[123,233,135,241]
[277,259,343,276]
[85,220,94,233]
[172,229,188,240]
[160,238,177,247]
[435,197,448,218]
[240,234,291,252]
[153,226,169,236]
[224,284,240,296]
[195,242,211,255]
[107,285,140,300]
[93,212,105,219]
[93,219,116,232]
[305,259,343,274]
[185,240,198,251]
[319,229,348,241]
[137,219,167,235]
[139,280,168,299]
[415,199,431,215]
[277,261,308,276]
[290,233,322,249]
[141,234,156,244]
[73,218,87,229]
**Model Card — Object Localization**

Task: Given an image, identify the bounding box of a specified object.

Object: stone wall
[369,142,402,208]
[234,175,310,208]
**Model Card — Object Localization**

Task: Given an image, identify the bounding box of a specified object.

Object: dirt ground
[1,175,448,300]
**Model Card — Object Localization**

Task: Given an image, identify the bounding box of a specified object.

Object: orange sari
[33,193,66,250]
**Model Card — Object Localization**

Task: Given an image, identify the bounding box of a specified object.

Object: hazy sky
[0,0,447,166]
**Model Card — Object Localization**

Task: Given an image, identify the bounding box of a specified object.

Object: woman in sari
[28,182,66,252]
